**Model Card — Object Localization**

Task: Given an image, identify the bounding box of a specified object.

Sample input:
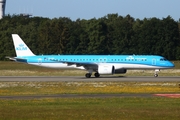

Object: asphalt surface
[0,94,156,100]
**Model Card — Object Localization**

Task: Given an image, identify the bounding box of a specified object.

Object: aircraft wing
[50,59,98,69]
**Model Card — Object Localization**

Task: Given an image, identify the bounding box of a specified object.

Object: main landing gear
[154,69,160,77]
[85,73,91,78]
[85,72,100,78]
[94,72,100,78]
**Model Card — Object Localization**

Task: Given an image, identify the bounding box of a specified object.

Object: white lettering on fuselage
[126,56,134,59]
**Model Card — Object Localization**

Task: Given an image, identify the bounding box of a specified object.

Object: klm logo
[16,44,27,51]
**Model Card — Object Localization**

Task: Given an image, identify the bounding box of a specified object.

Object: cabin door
[152,58,156,65]
[38,58,42,65]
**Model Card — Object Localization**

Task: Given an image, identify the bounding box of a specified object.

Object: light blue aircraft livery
[7,34,175,78]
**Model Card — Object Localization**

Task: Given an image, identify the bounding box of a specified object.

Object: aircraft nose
[168,61,175,68]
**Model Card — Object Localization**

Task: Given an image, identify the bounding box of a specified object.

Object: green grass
[0,61,180,119]
[0,98,180,120]
[0,82,180,95]
[0,82,180,120]
[173,61,180,69]
[0,61,86,76]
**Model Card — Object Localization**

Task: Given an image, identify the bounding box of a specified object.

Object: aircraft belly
[113,63,168,69]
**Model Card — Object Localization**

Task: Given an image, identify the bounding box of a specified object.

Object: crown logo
[19,44,24,47]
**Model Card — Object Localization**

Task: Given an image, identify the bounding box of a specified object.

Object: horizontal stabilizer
[6,56,27,63]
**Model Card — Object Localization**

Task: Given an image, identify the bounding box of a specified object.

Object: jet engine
[98,65,115,74]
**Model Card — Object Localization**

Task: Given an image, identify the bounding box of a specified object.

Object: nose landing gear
[154,74,158,77]
[154,69,160,77]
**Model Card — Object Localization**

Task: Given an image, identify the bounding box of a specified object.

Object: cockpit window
[160,58,167,61]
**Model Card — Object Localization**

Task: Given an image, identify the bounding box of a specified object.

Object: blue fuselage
[15,55,174,70]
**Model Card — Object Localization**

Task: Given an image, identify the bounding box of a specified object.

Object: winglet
[12,34,35,57]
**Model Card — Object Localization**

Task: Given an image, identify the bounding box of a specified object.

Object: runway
[0,76,180,82]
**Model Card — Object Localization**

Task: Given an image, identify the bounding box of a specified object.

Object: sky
[5,0,180,21]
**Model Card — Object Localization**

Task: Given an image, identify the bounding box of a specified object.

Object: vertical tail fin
[12,34,35,57]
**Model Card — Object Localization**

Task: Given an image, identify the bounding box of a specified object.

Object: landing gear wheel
[154,74,158,77]
[154,69,160,77]
[85,73,91,78]
[94,72,100,78]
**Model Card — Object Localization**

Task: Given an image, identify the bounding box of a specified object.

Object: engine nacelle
[98,65,115,75]
[114,69,127,74]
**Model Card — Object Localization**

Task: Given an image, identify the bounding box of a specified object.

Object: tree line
[0,14,180,60]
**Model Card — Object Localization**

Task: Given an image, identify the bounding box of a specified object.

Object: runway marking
[154,94,180,98]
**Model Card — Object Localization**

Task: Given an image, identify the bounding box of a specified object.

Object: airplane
[6,34,175,78]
